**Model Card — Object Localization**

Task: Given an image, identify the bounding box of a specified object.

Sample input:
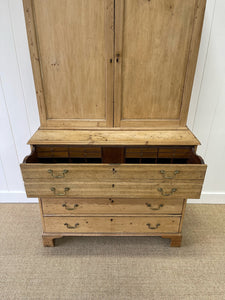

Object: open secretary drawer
[21,145,207,199]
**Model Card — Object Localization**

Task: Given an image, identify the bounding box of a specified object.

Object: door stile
[114,0,124,128]
[105,0,115,128]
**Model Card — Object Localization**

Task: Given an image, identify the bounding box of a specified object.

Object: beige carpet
[0,204,225,300]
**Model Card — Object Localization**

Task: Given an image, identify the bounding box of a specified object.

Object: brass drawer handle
[48,169,69,178]
[146,223,160,230]
[160,170,180,179]
[50,187,70,196]
[158,188,177,196]
[62,203,79,210]
[64,223,79,229]
[145,203,164,210]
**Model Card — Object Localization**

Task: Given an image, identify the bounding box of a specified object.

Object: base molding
[42,233,182,247]
[42,234,63,247]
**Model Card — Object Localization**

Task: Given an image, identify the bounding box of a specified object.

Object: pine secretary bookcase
[21,0,207,247]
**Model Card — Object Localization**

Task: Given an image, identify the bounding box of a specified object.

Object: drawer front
[36,146,101,158]
[44,216,180,233]
[21,163,206,181]
[41,198,184,215]
[25,182,203,199]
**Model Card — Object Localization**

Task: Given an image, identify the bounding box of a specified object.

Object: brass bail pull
[48,169,69,178]
[62,203,79,210]
[146,223,160,230]
[64,223,79,229]
[158,188,177,197]
[160,170,180,179]
[50,187,70,196]
[145,203,164,210]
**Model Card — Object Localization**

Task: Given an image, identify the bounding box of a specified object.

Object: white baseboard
[0,191,38,203]
[0,191,225,204]
[187,192,225,204]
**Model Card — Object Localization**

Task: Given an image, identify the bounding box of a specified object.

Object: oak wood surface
[28,129,201,146]
[41,198,183,216]
[44,216,180,234]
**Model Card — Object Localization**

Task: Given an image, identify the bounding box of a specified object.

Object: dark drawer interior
[24,146,204,165]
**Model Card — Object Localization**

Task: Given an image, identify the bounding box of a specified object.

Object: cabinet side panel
[23,0,47,127]
[179,0,206,126]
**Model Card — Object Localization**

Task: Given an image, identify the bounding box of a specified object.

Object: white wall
[0,0,224,203]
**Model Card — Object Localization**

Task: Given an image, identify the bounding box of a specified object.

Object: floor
[0,204,225,300]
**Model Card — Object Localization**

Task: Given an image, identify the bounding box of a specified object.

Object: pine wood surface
[114,0,206,128]
[24,181,204,199]
[23,0,206,129]
[23,0,114,128]
[21,163,206,181]
[43,216,180,234]
[21,0,207,246]
[41,198,184,216]
[28,129,201,145]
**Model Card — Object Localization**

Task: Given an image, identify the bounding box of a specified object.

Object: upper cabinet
[23,0,206,129]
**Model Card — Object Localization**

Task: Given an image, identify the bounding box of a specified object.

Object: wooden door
[114,0,206,128]
[23,0,114,129]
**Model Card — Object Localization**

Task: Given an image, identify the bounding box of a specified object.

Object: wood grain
[180,0,207,126]
[41,198,184,216]
[24,181,204,199]
[44,216,180,234]
[28,129,201,146]
[114,0,206,128]
[21,163,207,181]
[23,0,114,128]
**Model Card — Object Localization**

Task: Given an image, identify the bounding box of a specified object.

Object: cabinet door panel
[114,0,206,128]
[24,0,114,128]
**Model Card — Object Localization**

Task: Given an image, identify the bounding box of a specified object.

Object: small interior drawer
[44,216,181,234]
[41,198,184,215]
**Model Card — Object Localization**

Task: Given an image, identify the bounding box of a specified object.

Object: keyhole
[112,168,117,174]
[112,184,115,188]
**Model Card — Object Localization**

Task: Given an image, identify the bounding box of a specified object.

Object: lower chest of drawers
[40,197,185,235]
[21,145,206,246]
